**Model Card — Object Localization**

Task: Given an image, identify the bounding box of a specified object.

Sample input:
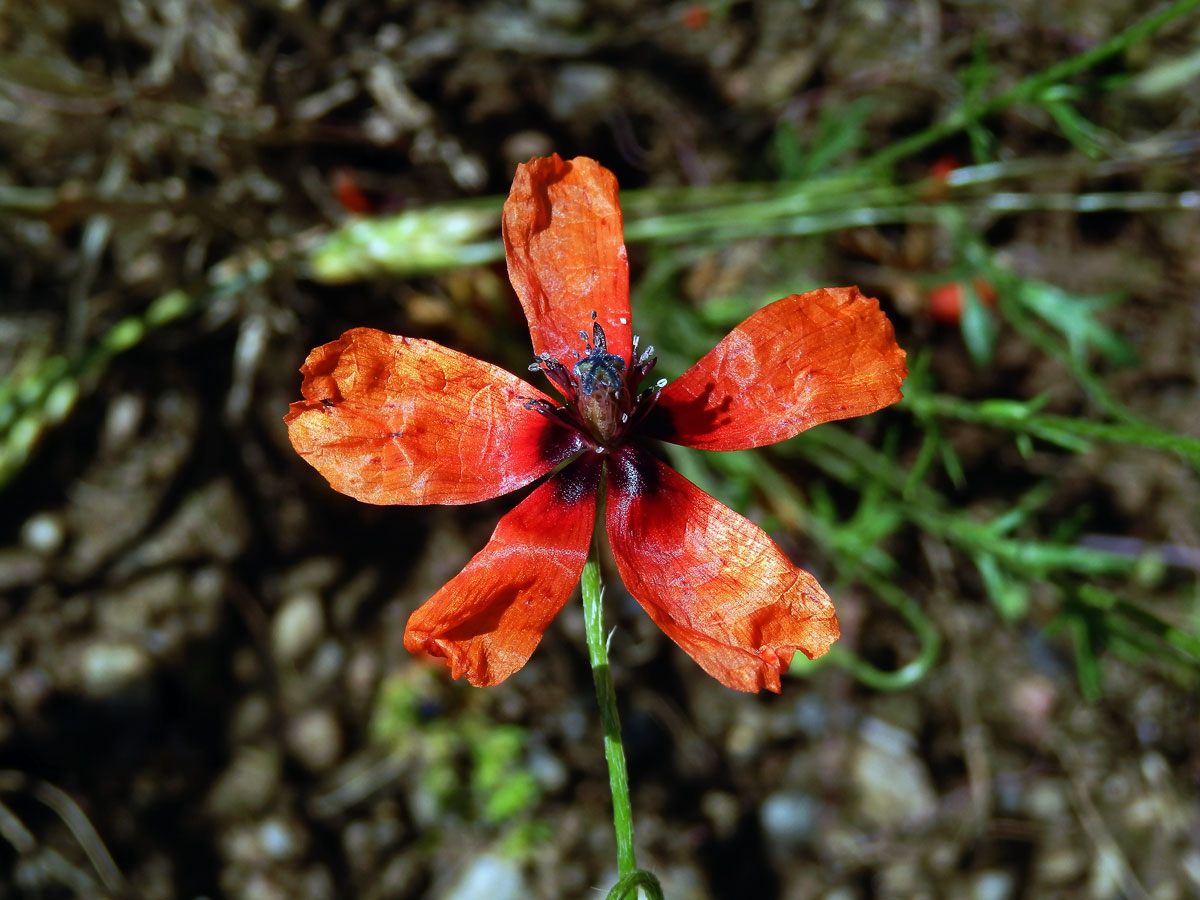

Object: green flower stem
[581,546,664,900]
[580,552,636,878]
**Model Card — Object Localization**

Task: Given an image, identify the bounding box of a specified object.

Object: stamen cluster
[525,311,665,450]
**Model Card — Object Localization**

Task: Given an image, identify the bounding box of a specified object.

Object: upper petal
[605,446,838,693]
[502,155,632,371]
[646,286,907,451]
[404,455,601,686]
[285,328,585,505]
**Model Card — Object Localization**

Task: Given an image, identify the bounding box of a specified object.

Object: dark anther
[528,350,578,400]
[586,311,607,352]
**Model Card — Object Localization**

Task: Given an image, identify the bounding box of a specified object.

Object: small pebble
[792,694,829,738]
[309,639,345,687]
[972,870,1015,900]
[503,131,555,168]
[287,708,343,772]
[100,393,145,453]
[240,872,287,900]
[1037,844,1087,884]
[208,747,281,818]
[20,512,65,556]
[527,746,568,793]
[345,648,379,710]
[876,859,930,899]
[549,64,616,120]
[656,863,710,900]
[444,853,528,900]
[271,592,324,665]
[761,790,819,849]
[701,791,740,840]
[1025,779,1070,821]
[851,718,936,828]
[257,817,300,860]
[79,642,151,697]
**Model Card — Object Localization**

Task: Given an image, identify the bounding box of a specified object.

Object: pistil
[578,381,625,444]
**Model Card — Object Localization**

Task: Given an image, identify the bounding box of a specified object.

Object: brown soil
[1,2,1198,899]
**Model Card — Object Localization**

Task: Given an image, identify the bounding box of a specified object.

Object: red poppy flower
[285,155,907,693]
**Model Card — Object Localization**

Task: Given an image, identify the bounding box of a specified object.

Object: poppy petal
[285,328,586,505]
[404,456,601,686]
[502,155,632,372]
[647,287,906,450]
[605,447,838,693]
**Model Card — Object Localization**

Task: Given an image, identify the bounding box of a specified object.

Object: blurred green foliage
[370,671,546,846]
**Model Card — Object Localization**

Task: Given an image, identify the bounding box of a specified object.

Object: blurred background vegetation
[1,1,1198,898]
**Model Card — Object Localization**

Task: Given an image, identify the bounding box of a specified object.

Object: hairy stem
[580,491,665,899]
[580,552,637,879]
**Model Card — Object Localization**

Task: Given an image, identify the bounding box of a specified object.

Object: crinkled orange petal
[647,286,907,451]
[284,328,586,505]
[502,155,632,372]
[606,447,839,693]
[404,456,601,686]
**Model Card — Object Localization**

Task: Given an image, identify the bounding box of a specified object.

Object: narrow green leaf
[1042,96,1110,159]
[976,551,1030,620]
[960,281,999,366]
[1069,612,1105,701]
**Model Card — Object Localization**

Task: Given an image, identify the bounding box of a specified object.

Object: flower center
[524,312,666,450]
